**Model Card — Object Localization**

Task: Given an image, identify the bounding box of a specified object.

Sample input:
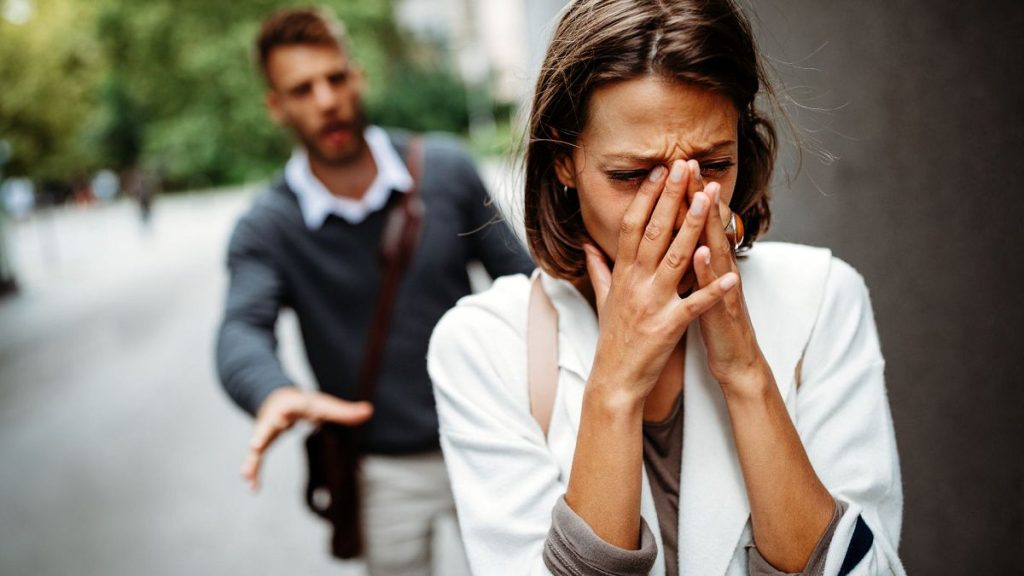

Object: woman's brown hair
[525,0,778,280]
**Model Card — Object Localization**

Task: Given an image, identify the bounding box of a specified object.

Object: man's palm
[241,388,373,490]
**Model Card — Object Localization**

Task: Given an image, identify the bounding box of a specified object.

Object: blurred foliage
[466,117,517,160]
[0,0,102,181]
[367,63,469,134]
[0,0,481,190]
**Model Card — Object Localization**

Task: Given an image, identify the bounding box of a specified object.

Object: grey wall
[752,1,1024,573]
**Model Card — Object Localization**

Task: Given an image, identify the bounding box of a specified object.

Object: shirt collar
[285,125,415,229]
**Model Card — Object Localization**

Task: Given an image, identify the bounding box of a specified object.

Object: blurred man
[216,8,532,575]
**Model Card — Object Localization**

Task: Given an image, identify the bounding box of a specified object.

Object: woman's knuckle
[645,222,663,241]
[682,299,701,317]
[664,248,684,268]
[620,217,640,235]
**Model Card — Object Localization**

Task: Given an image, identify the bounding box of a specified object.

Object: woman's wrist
[583,377,647,419]
[586,356,657,410]
[717,358,776,405]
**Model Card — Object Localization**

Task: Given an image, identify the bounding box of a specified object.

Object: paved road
[0,189,370,575]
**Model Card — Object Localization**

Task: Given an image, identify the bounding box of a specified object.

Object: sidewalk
[0,188,368,575]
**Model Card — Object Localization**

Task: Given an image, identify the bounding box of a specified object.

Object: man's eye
[328,72,349,85]
[290,84,312,97]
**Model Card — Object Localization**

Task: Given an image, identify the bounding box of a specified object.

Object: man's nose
[311,80,338,111]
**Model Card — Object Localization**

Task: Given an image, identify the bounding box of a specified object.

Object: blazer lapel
[739,244,832,404]
[678,327,750,576]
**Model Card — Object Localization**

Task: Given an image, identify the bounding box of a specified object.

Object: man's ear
[350,64,367,95]
[265,91,286,125]
[553,152,578,190]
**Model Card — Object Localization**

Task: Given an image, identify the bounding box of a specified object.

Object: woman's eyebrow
[600,140,737,164]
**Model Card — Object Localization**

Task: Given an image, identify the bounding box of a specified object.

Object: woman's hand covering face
[565,77,771,399]
[584,159,739,401]
[562,77,740,265]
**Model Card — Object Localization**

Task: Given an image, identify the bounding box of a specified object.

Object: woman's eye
[607,161,733,185]
[608,171,648,183]
[700,161,735,178]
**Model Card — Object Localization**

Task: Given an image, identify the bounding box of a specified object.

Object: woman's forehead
[581,77,739,161]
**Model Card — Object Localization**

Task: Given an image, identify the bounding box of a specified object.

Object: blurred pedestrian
[215,7,533,576]
[91,169,119,203]
[1,178,34,221]
[125,168,158,227]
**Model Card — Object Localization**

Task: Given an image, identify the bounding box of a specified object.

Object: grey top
[543,392,844,575]
[216,131,534,454]
[641,391,685,576]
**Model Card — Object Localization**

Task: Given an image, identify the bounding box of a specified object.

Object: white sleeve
[794,258,907,576]
[428,300,562,576]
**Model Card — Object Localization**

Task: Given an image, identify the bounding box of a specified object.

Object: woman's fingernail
[649,165,666,182]
[690,160,701,181]
[670,160,686,182]
[701,246,711,265]
[707,182,719,204]
[720,273,738,290]
[691,194,706,216]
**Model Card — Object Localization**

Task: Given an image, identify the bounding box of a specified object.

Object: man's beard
[296,109,368,167]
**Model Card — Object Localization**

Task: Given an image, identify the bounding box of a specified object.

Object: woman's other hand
[692,176,772,396]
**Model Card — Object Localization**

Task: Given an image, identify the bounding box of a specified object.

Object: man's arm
[216,215,293,415]
[215,211,373,490]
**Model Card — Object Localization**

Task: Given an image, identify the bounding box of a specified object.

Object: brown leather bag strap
[527,271,559,437]
[355,136,425,401]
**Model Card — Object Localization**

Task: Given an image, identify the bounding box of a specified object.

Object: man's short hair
[256,7,350,83]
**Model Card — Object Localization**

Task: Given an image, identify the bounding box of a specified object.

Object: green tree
[1,0,476,190]
[0,0,103,180]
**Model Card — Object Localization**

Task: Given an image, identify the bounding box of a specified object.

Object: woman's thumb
[583,243,611,312]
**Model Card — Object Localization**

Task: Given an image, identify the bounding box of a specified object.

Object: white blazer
[428,242,906,576]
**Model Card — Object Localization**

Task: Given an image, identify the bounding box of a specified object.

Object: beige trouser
[360,451,471,576]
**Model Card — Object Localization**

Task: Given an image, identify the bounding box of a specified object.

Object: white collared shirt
[285,125,414,229]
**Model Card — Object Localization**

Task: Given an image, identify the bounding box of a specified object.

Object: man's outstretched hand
[241,387,373,491]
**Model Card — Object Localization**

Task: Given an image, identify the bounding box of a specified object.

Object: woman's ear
[553,153,578,190]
